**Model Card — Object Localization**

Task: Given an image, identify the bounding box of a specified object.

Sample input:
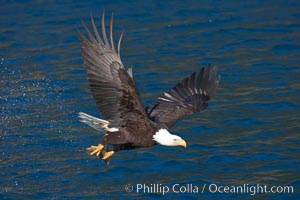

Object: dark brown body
[102,122,158,151]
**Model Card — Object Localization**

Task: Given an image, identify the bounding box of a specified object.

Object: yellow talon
[102,150,115,160]
[96,149,102,157]
[86,144,104,156]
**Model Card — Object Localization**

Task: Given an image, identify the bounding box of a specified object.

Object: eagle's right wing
[146,66,220,129]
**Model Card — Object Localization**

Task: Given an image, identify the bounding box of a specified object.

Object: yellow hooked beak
[177,138,187,148]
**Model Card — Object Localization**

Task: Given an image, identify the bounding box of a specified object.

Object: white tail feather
[78,112,119,132]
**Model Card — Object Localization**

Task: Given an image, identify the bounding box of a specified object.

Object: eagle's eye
[173,138,178,141]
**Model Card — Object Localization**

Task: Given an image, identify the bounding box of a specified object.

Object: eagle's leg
[100,147,115,166]
[102,149,115,160]
[86,144,105,156]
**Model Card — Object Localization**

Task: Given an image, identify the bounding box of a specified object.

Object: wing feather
[146,66,220,128]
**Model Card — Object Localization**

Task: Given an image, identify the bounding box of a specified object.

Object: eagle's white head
[153,129,187,148]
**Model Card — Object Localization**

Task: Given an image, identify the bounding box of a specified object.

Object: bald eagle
[78,13,220,164]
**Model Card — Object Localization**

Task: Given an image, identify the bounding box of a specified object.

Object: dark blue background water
[1,0,299,199]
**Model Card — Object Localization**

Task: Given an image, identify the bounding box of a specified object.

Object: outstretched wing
[79,13,149,128]
[146,65,220,129]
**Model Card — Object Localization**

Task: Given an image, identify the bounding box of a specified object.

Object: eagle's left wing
[146,65,220,129]
[79,13,151,132]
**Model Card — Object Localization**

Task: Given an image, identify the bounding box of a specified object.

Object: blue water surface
[1,0,299,199]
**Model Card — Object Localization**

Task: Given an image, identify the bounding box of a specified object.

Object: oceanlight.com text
[124,183,294,196]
